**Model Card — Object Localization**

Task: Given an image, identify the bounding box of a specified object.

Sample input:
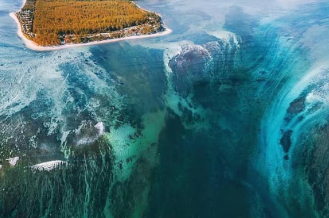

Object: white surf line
[31,160,67,171]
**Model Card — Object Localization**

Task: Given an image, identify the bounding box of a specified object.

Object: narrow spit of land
[11,0,171,50]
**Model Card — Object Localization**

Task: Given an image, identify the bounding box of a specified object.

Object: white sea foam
[0,34,125,154]
[0,48,79,118]
[6,156,19,166]
[31,160,67,171]
[207,30,241,48]
[94,122,104,136]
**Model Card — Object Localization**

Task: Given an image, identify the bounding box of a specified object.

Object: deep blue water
[1,0,329,217]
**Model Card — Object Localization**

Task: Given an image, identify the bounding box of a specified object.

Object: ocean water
[1,0,329,217]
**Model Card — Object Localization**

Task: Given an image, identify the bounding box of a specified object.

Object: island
[10,0,171,50]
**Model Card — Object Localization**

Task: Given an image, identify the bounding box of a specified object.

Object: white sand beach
[9,2,172,51]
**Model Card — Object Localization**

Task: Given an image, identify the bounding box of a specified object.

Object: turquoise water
[1,0,329,217]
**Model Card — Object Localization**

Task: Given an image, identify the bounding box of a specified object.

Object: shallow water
[1,0,329,217]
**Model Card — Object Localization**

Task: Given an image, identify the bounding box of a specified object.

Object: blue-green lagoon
[1,0,329,217]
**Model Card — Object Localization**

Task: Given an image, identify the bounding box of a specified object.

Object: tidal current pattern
[1,0,329,217]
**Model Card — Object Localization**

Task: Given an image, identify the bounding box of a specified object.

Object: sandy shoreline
[9,2,172,51]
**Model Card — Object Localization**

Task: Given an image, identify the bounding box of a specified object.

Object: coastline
[9,2,172,51]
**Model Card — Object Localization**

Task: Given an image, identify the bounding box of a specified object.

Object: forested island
[14,0,167,46]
